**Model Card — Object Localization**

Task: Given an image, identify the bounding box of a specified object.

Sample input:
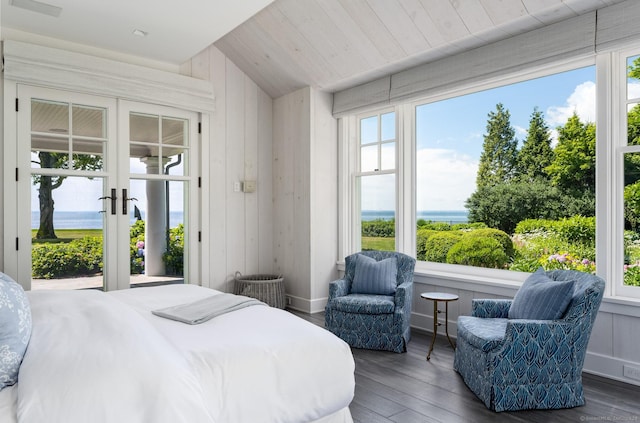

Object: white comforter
[9,285,355,423]
[110,285,355,423]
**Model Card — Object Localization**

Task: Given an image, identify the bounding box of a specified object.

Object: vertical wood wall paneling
[209,47,230,291]
[244,77,259,275]
[225,59,246,282]
[257,89,274,274]
[309,90,338,305]
[295,88,312,300]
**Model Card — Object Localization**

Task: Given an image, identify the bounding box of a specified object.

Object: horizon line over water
[31,210,184,230]
[362,210,468,223]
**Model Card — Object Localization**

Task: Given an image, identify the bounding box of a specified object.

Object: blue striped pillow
[351,254,398,295]
[508,267,575,320]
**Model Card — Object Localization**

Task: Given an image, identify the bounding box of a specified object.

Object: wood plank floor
[291,311,640,423]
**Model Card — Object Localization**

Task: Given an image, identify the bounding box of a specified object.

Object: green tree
[32,152,102,239]
[476,103,518,189]
[545,113,596,197]
[466,179,569,234]
[516,107,553,182]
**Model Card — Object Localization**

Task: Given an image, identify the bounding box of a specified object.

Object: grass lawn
[31,229,102,244]
[362,236,395,251]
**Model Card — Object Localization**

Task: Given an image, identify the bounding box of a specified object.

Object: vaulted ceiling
[1,0,628,100]
[214,0,626,99]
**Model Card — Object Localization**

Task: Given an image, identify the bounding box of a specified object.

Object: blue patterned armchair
[325,251,415,353]
[454,270,605,412]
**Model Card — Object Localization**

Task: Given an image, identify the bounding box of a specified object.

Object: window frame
[338,55,633,292]
[349,107,400,253]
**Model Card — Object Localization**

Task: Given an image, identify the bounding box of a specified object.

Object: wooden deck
[292,311,640,423]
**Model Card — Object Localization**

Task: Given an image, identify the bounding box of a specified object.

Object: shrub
[555,215,595,246]
[130,220,145,274]
[465,228,515,259]
[416,229,439,261]
[423,232,464,263]
[514,218,557,235]
[32,236,103,279]
[451,222,487,231]
[163,224,184,275]
[418,222,452,231]
[446,237,508,268]
[362,219,395,237]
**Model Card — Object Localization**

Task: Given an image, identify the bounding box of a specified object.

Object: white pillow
[0,272,32,390]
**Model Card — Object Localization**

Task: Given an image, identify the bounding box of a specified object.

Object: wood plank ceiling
[214,0,625,99]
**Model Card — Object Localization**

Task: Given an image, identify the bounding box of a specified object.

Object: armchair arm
[497,320,577,371]
[472,299,512,318]
[328,278,349,300]
[394,281,412,308]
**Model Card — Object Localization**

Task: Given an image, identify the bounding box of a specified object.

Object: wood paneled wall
[273,87,338,312]
[181,46,274,292]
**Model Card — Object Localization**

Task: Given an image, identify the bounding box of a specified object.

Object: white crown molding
[2,40,215,112]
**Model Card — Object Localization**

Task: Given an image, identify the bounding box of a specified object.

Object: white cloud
[514,125,527,143]
[415,148,478,211]
[629,82,640,101]
[546,81,596,127]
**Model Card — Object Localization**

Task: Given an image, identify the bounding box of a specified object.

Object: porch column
[140,156,170,276]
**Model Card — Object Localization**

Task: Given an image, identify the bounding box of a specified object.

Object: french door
[14,85,199,291]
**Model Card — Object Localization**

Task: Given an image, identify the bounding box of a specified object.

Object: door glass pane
[31,176,105,290]
[162,117,187,146]
[360,174,395,251]
[130,113,159,143]
[31,99,69,134]
[128,179,185,286]
[72,105,106,138]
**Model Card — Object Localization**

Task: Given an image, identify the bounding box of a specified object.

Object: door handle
[98,189,117,215]
[122,189,138,215]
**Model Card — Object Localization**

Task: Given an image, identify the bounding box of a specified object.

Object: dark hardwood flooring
[291,310,640,423]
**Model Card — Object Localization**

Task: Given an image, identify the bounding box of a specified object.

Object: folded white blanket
[152,293,265,324]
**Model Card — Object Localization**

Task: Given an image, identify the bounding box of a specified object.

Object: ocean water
[362,210,468,223]
[31,211,184,230]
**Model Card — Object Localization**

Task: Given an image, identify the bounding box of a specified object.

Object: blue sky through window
[362,65,599,214]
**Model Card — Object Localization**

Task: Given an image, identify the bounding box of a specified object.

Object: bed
[0,276,355,423]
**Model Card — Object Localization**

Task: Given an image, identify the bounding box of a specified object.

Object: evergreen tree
[545,113,596,196]
[476,103,518,189]
[516,107,553,182]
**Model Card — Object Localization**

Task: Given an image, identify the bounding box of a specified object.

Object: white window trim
[3,40,211,289]
[338,50,640,304]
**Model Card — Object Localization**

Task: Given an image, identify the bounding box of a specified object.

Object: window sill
[336,259,640,316]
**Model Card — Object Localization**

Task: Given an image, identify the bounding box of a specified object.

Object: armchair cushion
[457,316,508,352]
[351,254,397,295]
[509,268,575,320]
[331,294,395,314]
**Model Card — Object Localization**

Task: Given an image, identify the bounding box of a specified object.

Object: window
[356,110,397,251]
[618,51,640,296]
[414,66,596,273]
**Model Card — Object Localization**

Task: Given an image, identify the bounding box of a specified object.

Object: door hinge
[15,168,18,182]
[15,98,19,112]
[198,177,201,188]
[15,237,19,251]
[198,122,202,134]
[198,231,201,242]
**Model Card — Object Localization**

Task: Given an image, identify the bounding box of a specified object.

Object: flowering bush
[130,220,145,274]
[543,252,596,273]
[624,264,640,287]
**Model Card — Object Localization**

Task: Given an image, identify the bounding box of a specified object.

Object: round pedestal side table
[420,292,459,360]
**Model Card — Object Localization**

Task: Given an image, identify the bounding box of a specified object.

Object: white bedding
[4,285,355,423]
[110,285,355,423]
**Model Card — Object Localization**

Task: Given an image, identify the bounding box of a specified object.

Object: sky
[362,65,600,212]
